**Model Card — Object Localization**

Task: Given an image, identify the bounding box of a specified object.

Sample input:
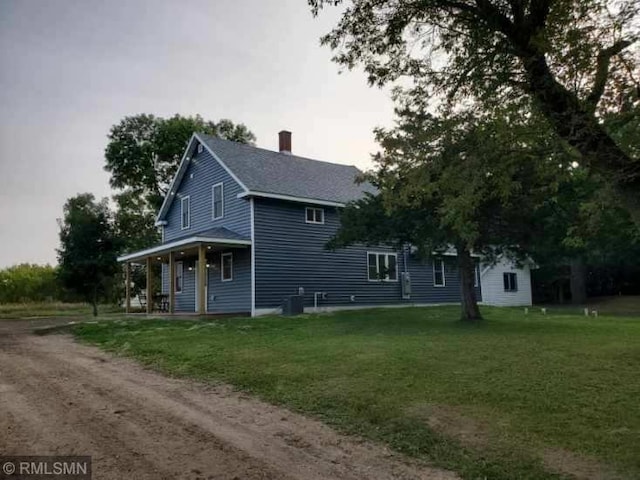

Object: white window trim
[221,252,233,282]
[212,182,224,220]
[305,207,325,224]
[433,259,446,287]
[180,196,190,230]
[367,251,399,282]
[474,264,479,287]
[175,261,184,294]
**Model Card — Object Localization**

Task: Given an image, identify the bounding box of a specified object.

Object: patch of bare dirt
[542,448,629,480]
[407,403,491,449]
[0,323,458,480]
[408,403,630,480]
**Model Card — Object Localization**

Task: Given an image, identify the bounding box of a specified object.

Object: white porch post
[125,262,131,314]
[197,244,206,315]
[169,251,176,314]
[146,257,153,315]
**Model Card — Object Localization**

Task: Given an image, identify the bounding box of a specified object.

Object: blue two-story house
[118,131,482,316]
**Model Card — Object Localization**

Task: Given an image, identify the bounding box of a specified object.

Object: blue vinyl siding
[163,147,250,243]
[207,248,251,313]
[253,198,480,309]
[175,263,196,312]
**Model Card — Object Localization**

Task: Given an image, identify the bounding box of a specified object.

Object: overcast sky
[0,0,394,268]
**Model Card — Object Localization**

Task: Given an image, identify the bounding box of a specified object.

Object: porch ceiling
[117,235,251,264]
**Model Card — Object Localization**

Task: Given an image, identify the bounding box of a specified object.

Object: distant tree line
[0,264,61,303]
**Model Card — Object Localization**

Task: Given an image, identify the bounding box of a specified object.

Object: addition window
[305,207,324,224]
[433,259,445,287]
[504,272,518,292]
[367,252,398,282]
[212,183,224,219]
[221,252,233,282]
[181,196,190,230]
[175,261,184,294]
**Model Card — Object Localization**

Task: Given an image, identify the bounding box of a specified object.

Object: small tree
[57,194,121,316]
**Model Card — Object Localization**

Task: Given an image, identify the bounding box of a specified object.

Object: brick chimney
[278,130,292,154]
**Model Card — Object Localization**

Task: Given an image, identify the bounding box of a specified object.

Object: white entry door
[194,261,208,313]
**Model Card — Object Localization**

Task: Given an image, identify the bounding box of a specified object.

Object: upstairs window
[305,207,324,224]
[221,252,233,281]
[181,196,190,230]
[175,261,184,293]
[504,272,518,292]
[433,259,445,287]
[367,252,398,282]
[212,183,224,219]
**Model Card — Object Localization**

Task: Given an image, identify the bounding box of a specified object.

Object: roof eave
[117,235,252,263]
[237,191,347,208]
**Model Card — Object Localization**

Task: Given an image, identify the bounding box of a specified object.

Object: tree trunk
[570,259,588,305]
[557,281,565,304]
[520,52,640,224]
[92,285,98,317]
[457,244,482,322]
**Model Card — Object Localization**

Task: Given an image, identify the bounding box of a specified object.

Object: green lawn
[0,302,123,319]
[70,307,640,480]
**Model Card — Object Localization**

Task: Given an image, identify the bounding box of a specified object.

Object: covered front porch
[118,229,252,315]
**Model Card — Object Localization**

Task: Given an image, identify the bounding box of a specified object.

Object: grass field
[0,302,123,319]
[69,307,640,480]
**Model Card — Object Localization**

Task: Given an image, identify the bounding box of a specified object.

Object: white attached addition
[479,257,532,306]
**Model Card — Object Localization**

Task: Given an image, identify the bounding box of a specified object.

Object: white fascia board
[117,236,251,263]
[237,191,346,208]
[194,132,250,193]
[155,134,198,224]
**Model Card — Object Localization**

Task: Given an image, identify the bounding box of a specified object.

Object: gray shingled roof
[199,133,377,204]
[171,226,250,243]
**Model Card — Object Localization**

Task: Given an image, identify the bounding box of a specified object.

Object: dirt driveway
[0,319,457,480]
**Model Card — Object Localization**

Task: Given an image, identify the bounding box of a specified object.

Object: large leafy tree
[331,104,563,321]
[105,114,256,252]
[310,0,640,220]
[57,194,121,316]
[105,114,256,211]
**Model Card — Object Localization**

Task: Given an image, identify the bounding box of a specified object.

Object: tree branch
[586,38,636,109]
[526,0,553,31]
[474,0,516,39]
